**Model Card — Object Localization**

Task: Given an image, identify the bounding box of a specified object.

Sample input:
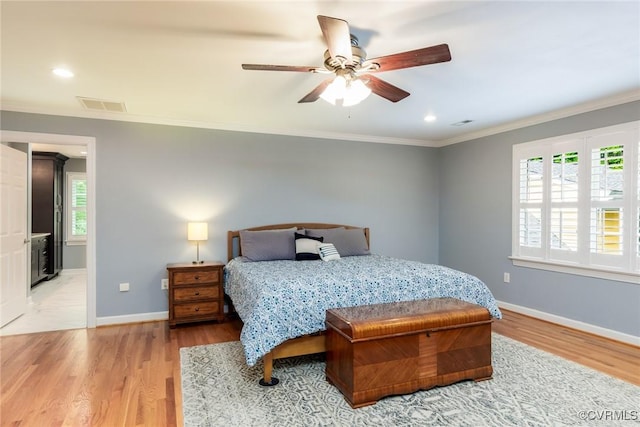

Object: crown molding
[2,88,639,149]
[434,89,640,147]
[0,103,438,147]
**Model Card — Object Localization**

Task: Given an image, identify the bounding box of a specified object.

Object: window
[511,121,639,283]
[66,172,87,244]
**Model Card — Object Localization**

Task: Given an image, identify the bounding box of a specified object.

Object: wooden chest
[325,298,493,408]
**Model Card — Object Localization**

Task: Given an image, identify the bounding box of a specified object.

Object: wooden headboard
[227,223,370,261]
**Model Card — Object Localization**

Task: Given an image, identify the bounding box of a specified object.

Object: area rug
[180,334,639,426]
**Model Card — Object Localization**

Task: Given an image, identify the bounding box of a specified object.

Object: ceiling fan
[242,15,451,106]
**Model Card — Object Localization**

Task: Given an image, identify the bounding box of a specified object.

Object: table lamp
[187,222,208,264]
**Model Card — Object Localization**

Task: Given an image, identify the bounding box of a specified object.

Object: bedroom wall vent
[76,97,127,113]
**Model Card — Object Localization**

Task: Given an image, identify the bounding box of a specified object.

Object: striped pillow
[318,243,340,261]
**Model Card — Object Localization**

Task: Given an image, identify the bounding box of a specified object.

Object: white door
[0,144,28,327]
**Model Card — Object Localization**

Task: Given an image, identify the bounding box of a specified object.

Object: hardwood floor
[1,309,637,426]
[492,309,640,386]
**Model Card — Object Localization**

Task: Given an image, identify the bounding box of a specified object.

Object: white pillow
[318,243,340,261]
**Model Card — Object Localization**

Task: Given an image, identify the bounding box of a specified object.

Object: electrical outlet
[119,282,130,292]
[161,279,169,290]
[503,273,510,283]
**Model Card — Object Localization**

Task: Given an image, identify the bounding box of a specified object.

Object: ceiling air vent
[77,97,127,113]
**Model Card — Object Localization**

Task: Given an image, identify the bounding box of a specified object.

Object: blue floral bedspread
[224,254,502,366]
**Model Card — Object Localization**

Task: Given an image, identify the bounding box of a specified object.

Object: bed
[225,223,502,385]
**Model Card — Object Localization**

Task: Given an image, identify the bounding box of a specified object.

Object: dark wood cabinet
[32,152,68,280]
[30,234,49,286]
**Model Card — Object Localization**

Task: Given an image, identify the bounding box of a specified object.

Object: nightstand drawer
[174,301,220,318]
[173,285,219,302]
[173,270,219,285]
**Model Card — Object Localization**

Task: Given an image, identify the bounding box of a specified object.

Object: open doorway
[2,143,86,335]
[0,130,96,335]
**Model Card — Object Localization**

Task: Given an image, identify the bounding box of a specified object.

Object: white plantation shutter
[512,121,639,281]
[515,149,545,258]
[549,145,581,263]
[66,172,87,243]
[588,133,627,268]
[519,157,543,250]
[550,208,578,250]
[519,207,542,248]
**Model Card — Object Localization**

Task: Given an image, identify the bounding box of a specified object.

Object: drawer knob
[195,307,199,312]
[195,276,200,280]
[194,291,200,296]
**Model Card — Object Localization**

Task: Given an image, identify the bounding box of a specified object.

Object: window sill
[509,256,639,285]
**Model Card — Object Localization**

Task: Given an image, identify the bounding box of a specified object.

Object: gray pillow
[306,228,370,257]
[239,228,296,261]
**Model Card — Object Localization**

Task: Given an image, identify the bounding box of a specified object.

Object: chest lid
[326,297,492,341]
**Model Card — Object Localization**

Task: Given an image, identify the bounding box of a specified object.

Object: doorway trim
[0,130,96,328]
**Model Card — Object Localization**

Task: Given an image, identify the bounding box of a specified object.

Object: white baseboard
[94,303,640,347]
[497,300,640,347]
[96,311,168,326]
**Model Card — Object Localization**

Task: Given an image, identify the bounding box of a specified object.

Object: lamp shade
[320,75,371,107]
[187,222,208,241]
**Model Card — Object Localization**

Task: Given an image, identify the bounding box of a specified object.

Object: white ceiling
[2,1,639,147]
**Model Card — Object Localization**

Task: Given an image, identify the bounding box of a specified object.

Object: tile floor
[0,270,87,336]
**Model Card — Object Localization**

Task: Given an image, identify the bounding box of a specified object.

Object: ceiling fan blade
[361,74,410,103]
[242,64,321,73]
[363,44,451,72]
[298,78,334,103]
[317,15,352,62]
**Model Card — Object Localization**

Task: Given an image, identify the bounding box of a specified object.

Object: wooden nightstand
[167,261,225,328]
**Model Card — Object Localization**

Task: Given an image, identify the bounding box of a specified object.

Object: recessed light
[424,114,437,123]
[52,68,74,78]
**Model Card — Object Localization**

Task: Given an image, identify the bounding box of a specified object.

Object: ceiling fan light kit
[241,15,451,106]
[319,73,372,107]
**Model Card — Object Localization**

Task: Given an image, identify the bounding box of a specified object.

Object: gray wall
[3,103,638,337]
[62,158,87,269]
[0,111,440,317]
[438,101,640,337]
